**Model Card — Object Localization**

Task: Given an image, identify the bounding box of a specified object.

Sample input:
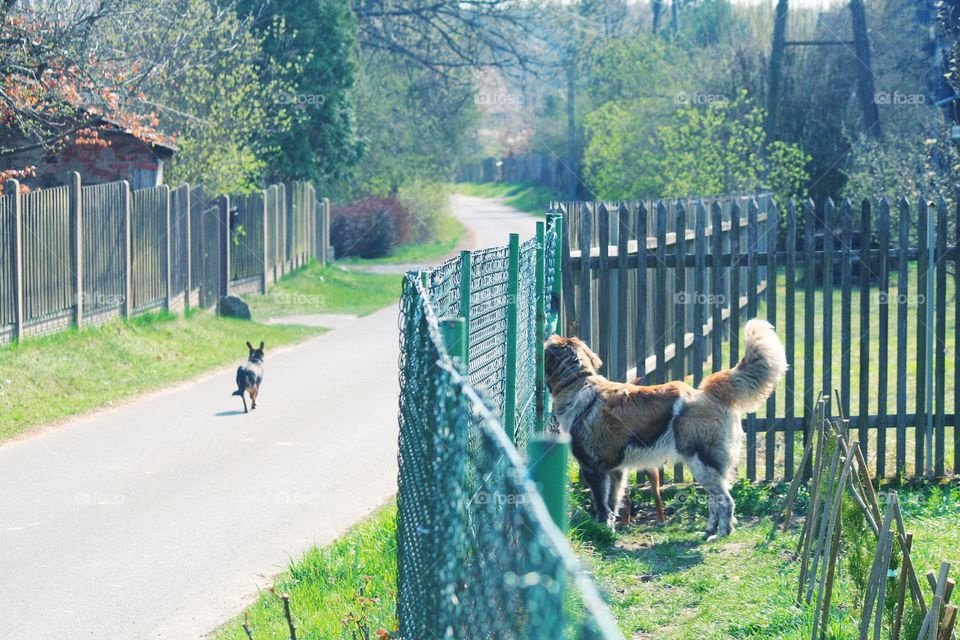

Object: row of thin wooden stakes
[777,394,955,640]
[240,589,298,640]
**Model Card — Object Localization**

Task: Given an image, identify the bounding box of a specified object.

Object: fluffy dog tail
[700,318,788,413]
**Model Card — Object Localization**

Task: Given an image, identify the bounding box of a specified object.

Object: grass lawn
[0,310,324,442]
[572,478,960,640]
[212,477,960,640]
[246,261,403,320]
[454,181,560,216]
[654,263,957,481]
[213,503,398,640]
[340,212,467,266]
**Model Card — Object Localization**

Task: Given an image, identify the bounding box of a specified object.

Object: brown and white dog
[545,319,787,539]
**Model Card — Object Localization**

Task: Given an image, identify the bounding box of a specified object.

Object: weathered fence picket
[559,194,959,482]
[0,174,326,345]
[784,200,797,480]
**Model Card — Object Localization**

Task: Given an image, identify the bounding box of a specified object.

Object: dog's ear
[571,338,602,372]
[258,341,265,351]
[246,341,254,351]
[588,350,603,372]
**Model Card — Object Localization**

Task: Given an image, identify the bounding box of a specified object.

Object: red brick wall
[2,132,166,189]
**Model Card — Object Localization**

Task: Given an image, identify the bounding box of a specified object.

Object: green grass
[340,212,467,266]
[246,261,403,320]
[573,478,960,640]
[0,310,324,441]
[454,181,560,216]
[213,503,398,640]
[211,477,960,640]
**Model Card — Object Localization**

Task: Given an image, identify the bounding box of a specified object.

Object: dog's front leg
[606,470,627,526]
[581,465,612,526]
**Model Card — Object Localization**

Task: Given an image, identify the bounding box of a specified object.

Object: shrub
[330,196,410,259]
[397,178,450,243]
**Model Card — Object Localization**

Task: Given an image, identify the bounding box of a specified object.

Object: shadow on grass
[609,536,707,576]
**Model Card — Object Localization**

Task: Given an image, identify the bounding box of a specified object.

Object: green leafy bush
[397,178,450,244]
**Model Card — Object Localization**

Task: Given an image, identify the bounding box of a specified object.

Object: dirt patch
[722,541,748,554]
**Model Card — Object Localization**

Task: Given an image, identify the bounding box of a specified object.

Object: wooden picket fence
[0,173,332,345]
[558,195,959,482]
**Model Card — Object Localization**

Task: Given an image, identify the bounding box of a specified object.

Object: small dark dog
[232,341,264,413]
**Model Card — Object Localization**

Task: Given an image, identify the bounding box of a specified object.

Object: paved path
[0,194,536,640]
[352,194,539,274]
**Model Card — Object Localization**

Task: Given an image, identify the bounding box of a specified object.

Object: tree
[238,0,361,186]
[0,2,166,164]
[353,0,546,76]
[124,0,290,194]
[584,89,809,206]
[345,51,476,197]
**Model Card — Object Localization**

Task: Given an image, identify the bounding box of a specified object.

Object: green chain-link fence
[396,215,624,639]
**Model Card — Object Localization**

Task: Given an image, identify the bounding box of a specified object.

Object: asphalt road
[0,194,537,640]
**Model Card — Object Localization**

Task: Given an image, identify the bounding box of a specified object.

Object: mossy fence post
[5,179,23,341]
[69,171,83,328]
[504,232,520,441]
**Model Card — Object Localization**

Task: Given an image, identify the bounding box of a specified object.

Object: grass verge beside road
[454,181,559,216]
[213,503,398,640]
[0,311,324,442]
[247,262,403,320]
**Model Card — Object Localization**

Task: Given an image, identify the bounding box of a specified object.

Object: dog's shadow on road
[214,409,247,417]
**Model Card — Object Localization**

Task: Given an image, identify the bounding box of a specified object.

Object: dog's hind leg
[249,387,258,410]
[241,393,248,413]
[688,455,732,540]
[717,486,736,537]
[705,495,719,536]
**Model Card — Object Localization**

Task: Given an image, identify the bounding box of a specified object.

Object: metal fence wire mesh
[515,238,539,449]
[467,245,511,415]
[396,226,623,640]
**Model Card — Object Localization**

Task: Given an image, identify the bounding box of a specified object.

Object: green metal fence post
[458,249,472,363]
[547,213,563,335]
[505,233,520,440]
[528,432,570,532]
[536,222,546,433]
[528,431,570,633]
[441,317,468,372]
